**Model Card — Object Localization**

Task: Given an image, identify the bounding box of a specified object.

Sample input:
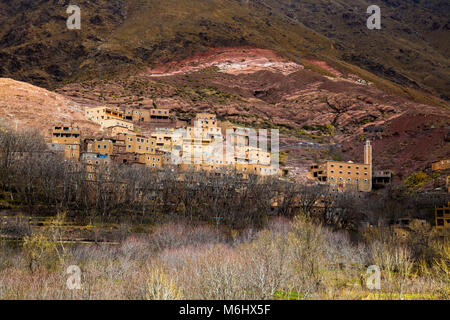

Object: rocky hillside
[0,1,448,185]
[56,47,450,182]
[0,78,99,136]
[0,0,448,104]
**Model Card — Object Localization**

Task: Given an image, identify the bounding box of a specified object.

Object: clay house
[48,143,80,161]
[124,108,151,122]
[248,164,279,177]
[116,132,157,154]
[51,125,81,145]
[193,113,217,129]
[50,125,81,161]
[85,106,123,123]
[80,152,111,181]
[186,125,222,141]
[85,106,134,130]
[432,159,450,172]
[245,146,271,166]
[101,118,134,130]
[151,128,183,153]
[83,137,126,154]
[435,202,450,230]
[432,159,450,193]
[106,125,133,137]
[150,109,171,121]
[91,139,115,156]
[373,170,393,188]
[138,152,164,169]
[110,152,145,166]
[309,140,373,192]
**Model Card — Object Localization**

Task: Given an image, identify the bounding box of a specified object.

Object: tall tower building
[364,139,373,191]
[364,139,372,166]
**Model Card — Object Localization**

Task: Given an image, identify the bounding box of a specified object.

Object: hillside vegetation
[0,0,448,103]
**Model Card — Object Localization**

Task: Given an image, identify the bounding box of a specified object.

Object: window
[347,171,351,175]
[364,172,368,176]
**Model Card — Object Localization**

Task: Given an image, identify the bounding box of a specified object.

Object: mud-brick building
[91,139,115,156]
[138,152,164,169]
[51,125,81,145]
[149,109,171,121]
[85,106,123,123]
[106,125,133,137]
[193,113,217,127]
[123,108,172,123]
[80,152,111,181]
[116,132,157,154]
[310,140,373,192]
[124,108,150,122]
[50,125,81,160]
[435,202,450,230]
[102,118,134,130]
[48,142,80,161]
[432,159,450,172]
[373,170,393,188]
[110,152,147,166]
[432,159,450,193]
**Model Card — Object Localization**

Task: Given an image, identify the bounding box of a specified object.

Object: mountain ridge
[0,0,448,105]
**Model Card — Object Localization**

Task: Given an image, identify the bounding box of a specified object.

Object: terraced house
[117,132,157,154]
[85,106,134,130]
[85,106,123,123]
[49,125,81,160]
